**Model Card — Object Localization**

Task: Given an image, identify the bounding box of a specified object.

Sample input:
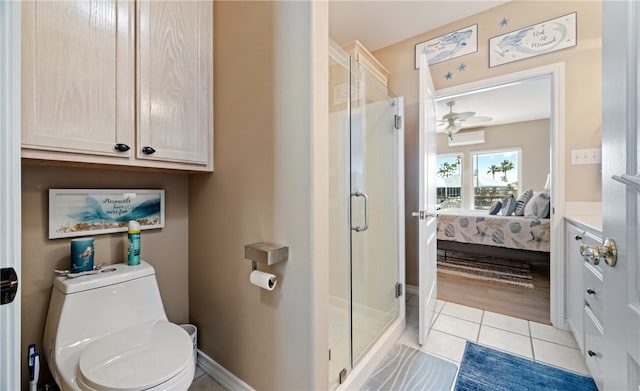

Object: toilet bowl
[43,261,194,390]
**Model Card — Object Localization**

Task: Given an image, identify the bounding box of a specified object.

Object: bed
[436,208,550,262]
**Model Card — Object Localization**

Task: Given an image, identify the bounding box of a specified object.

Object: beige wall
[438,119,551,199]
[374,0,602,286]
[21,164,189,390]
[188,1,328,390]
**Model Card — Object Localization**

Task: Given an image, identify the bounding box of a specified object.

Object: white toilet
[43,261,195,391]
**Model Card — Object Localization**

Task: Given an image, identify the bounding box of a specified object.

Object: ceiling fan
[438,101,492,139]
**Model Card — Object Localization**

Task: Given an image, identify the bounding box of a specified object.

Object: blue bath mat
[454,342,598,391]
[361,344,457,390]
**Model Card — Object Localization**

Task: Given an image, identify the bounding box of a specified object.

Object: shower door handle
[351,191,369,232]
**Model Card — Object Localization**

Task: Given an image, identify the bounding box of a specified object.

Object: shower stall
[328,41,405,390]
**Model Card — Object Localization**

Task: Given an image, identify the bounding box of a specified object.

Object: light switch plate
[571,148,601,165]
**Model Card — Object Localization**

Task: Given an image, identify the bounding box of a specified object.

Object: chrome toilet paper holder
[244,242,288,270]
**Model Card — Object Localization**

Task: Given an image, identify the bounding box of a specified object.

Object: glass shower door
[328,40,402,388]
[328,45,352,390]
[350,71,401,364]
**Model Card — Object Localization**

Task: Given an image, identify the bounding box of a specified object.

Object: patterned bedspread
[437,208,551,252]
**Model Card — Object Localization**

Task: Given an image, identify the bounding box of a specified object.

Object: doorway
[433,64,566,328]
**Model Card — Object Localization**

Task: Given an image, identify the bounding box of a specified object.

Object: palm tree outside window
[472,150,520,210]
[436,155,462,209]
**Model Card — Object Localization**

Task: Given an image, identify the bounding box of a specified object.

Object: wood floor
[437,259,551,325]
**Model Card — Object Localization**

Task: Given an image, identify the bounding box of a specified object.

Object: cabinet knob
[586,288,596,295]
[142,146,156,155]
[587,350,597,357]
[574,235,582,241]
[115,143,130,152]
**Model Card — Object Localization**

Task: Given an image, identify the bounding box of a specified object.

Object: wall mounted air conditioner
[448,130,485,147]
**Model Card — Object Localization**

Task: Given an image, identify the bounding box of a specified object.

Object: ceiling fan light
[445,123,462,134]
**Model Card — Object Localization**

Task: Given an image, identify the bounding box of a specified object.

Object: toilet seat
[78,320,192,391]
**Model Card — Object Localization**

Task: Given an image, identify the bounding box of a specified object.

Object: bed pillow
[488,200,502,215]
[514,189,533,216]
[500,194,517,216]
[525,191,551,219]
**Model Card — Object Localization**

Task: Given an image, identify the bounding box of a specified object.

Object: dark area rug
[361,344,457,391]
[454,342,598,391]
[437,249,534,288]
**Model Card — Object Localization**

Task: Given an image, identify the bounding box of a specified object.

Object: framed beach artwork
[415,24,478,68]
[49,189,165,239]
[489,13,577,67]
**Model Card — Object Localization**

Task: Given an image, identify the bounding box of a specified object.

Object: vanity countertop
[565,214,602,235]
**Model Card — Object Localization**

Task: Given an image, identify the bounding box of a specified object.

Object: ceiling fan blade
[453,111,475,120]
[463,115,493,124]
[442,111,475,121]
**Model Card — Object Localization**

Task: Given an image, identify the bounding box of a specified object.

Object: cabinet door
[22,1,134,157]
[137,1,213,167]
[566,223,585,352]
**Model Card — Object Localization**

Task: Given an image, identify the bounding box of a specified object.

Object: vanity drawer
[584,307,604,390]
[583,262,604,323]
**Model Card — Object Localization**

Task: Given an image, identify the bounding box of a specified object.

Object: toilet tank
[44,261,168,357]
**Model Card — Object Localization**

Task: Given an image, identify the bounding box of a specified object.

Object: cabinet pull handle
[115,143,130,152]
[142,146,156,155]
[586,288,596,295]
[574,235,582,241]
[587,350,597,357]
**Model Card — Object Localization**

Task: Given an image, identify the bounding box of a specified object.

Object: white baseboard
[196,349,254,391]
[406,284,418,296]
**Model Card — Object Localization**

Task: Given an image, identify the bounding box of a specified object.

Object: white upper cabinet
[21,0,213,172]
[137,1,212,166]
[21,1,135,158]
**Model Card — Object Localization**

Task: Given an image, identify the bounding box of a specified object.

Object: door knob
[1,267,18,305]
[580,238,617,267]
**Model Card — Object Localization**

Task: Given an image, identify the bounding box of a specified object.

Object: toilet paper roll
[250,270,277,291]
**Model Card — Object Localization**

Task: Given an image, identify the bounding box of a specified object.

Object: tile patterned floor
[401,293,591,376]
[188,293,591,390]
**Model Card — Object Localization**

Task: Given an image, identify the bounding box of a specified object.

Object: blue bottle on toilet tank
[127,220,141,265]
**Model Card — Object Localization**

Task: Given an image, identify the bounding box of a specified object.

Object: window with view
[436,155,462,209]
[472,150,520,210]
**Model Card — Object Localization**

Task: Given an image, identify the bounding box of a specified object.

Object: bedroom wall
[438,119,551,198]
[373,0,601,286]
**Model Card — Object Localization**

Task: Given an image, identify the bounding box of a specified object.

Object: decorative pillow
[514,189,533,216]
[488,200,502,215]
[525,191,551,219]
[500,194,517,216]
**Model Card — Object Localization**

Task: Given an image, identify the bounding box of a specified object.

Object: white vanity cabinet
[565,222,586,351]
[565,217,604,388]
[21,0,213,172]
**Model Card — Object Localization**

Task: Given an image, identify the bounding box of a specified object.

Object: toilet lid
[78,320,192,391]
